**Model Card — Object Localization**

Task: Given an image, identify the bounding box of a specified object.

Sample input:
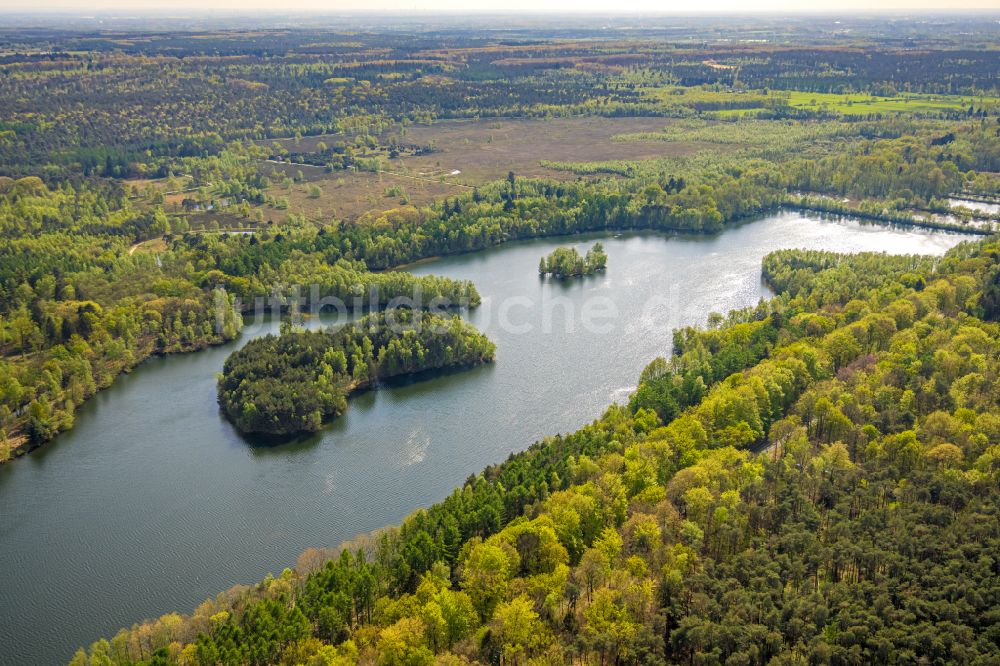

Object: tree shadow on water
[234,362,497,457]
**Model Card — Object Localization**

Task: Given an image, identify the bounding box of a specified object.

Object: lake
[0,212,967,665]
[949,196,1000,216]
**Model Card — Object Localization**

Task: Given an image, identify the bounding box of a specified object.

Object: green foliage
[782,123,1000,204]
[538,243,607,278]
[0,179,481,452]
[81,236,1000,666]
[5,21,1000,664]
[218,310,495,435]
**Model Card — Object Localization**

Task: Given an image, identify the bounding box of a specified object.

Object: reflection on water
[0,212,967,666]
[948,197,1000,216]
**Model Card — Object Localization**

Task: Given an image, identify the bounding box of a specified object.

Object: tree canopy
[539,243,608,278]
[73,236,1000,666]
[219,310,495,435]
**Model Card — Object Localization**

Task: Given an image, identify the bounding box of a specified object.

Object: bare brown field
[257,116,712,224]
[389,116,706,183]
[132,117,712,232]
[258,166,462,225]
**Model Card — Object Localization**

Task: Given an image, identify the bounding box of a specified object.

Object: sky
[3,0,1000,12]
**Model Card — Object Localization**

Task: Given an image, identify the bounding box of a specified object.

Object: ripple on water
[0,212,970,666]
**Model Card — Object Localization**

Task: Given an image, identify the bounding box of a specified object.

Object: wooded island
[538,243,608,278]
[218,311,495,435]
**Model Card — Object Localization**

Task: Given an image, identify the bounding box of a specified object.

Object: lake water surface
[0,212,967,665]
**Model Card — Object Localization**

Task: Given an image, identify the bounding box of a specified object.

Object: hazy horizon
[1,1,999,14]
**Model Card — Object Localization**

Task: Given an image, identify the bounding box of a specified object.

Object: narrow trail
[375,169,475,189]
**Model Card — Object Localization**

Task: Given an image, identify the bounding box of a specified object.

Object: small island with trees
[538,242,608,278]
[218,310,495,436]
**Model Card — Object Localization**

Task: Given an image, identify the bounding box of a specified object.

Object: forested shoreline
[2,115,997,460]
[1,18,1000,666]
[71,236,1000,665]
[218,311,495,435]
[2,30,998,464]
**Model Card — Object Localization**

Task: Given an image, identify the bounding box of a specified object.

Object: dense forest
[70,234,1000,666]
[3,109,999,457]
[218,311,495,435]
[538,243,608,278]
[0,176,481,456]
[1,21,998,178]
[0,16,999,666]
